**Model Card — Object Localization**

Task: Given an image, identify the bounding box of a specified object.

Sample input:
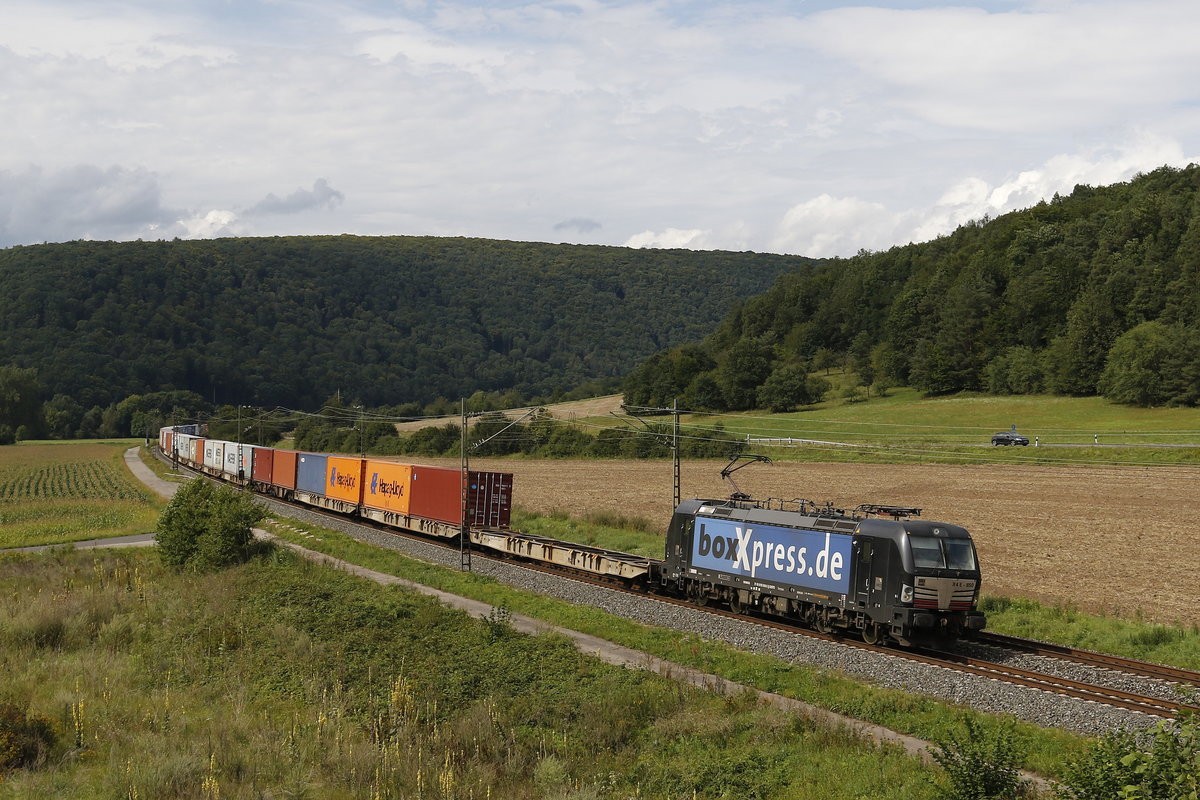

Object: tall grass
[979,595,1200,669]
[0,548,943,798]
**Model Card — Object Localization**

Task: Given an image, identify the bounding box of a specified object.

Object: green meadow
[586,387,1200,465]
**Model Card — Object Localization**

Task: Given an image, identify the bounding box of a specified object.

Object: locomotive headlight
[901,584,913,603]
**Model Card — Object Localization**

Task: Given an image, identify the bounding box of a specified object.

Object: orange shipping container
[273,449,298,490]
[325,457,365,504]
[362,461,412,515]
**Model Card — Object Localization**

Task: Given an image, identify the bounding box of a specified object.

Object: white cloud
[0,2,232,68]
[178,209,242,239]
[908,131,1191,243]
[778,1,1200,132]
[771,131,1197,257]
[772,195,897,258]
[625,228,714,250]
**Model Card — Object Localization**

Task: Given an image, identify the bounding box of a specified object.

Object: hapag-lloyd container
[362,461,412,515]
[326,457,365,504]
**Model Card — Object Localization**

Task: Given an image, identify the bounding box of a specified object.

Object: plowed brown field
[421,457,1200,626]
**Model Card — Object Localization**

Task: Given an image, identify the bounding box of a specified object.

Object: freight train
[159,427,985,646]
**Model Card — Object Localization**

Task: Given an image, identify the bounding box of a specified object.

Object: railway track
[166,451,1200,721]
[492,553,1200,718]
[976,630,1200,686]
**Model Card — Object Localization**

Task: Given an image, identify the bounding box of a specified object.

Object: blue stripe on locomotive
[691,516,852,595]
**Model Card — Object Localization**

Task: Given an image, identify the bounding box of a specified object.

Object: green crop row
[0,460,146,502]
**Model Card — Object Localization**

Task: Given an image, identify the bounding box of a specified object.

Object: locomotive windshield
[908,535,977,570]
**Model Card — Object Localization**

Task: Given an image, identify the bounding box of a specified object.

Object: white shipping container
[204,440,226,471]
[173,433,195,461]
[222,443,239,477]
[221,443,253,478]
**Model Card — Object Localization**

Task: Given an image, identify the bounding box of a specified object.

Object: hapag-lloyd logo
[695,518,849,588]
[329,467,357,489]
[370,473,405,498]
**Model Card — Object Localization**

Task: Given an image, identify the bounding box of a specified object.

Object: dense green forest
[625,164,1200,411]
[0,236,806,438]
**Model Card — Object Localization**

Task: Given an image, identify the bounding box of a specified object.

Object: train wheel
[815,613,833,634]
[729,593,745,615]
[862,623,882,645]
[691,583,709,607]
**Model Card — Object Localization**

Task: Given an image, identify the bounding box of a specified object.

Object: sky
[3,0,1199,258]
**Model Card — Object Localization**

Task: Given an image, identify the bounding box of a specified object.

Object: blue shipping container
[296,453,328,496]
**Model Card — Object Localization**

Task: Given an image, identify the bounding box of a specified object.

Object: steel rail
[975,631,1200,687]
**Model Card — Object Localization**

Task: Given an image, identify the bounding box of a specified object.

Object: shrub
[156,479,266,572]
[842,385,867,404]
[0,703,57,773]
[1056,716,1200,800]
[930,717,1031,799]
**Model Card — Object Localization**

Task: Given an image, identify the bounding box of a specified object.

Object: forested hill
[625,164,1200,411]
[0,235,808,409]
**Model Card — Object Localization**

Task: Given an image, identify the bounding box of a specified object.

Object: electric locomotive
[661,495,986,646]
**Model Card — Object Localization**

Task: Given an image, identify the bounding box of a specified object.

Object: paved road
[124,445,185,500]
[4,532,157,555]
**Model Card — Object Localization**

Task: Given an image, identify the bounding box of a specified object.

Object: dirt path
[415,456,1200,626]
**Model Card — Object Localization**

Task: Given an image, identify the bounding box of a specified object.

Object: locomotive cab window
[908,535,976,570]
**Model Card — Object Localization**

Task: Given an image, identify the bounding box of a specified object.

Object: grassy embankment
[0,442,162,549]
[0,551,944,798]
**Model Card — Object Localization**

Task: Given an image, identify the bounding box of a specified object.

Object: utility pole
[460,399,471,573]
[672,397,680,510]
[236,405,244,483]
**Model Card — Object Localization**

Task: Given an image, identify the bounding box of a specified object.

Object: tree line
[0,235,806,414]
[626,164,1200,410]
[0,367,213,445]
[291,395,745,460]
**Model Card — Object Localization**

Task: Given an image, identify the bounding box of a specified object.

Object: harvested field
[417,457,1200,626]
